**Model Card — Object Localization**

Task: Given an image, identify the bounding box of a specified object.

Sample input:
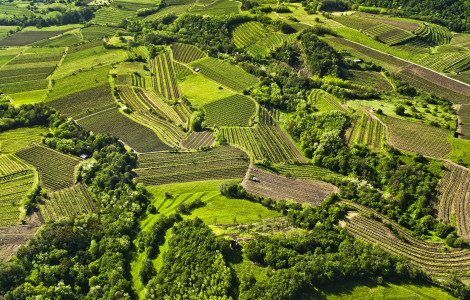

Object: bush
[395,105,406,116]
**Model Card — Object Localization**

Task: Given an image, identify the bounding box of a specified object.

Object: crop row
[115,73,150,88]
[458,104,470,140]
[364,24,415,45]
[345,113,385,151]
[41,184,95,222]
[436,163,470,239]
[16,146,80,191]
[191,57,258,91]
[119,86,185,146]
[417,52,470,72]
[151,52,181,100]
[0,30,68,47]
[190,0,240,16]
[92,7,131,26]
[171,43,206,64]
[135,146,249,185]
[263,163,342,181]
[0,154,30,176]
[232,21,270,48]
[204,94,256,127]
[333,15,380,30]
[246,32,297,58]
[173,62,193,79]
[385,116,451,158]
[0,170,35,226]
[173,101,191,125]
[414,23,452,45]
[78,107,170,153]
[347,70,392,92]
[134,88,185,124]
[396,69,469,104]
[181,131,215,149]
[48,84,115,118]
[221,124,303,163]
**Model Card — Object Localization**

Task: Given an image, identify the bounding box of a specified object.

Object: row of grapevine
[413,23,452,45]
[115,73,152,88]
[0,169,35,226]
[181,131,215,149]
[16,146,80,191]
[204,94,256,127]
[345,113,385,151]
[232,21,271,48]
[119,86,185,146]
[151,52,181,100]
[363,23,415,45]
[135,146,249,185]
[40,184,95,222]
[0,154,30,176]
[342,201,470,275]
[171,43,206,64]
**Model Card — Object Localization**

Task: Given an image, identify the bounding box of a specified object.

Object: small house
[194,68,200,72]
[80,154,88,159]
[353,59,362,63]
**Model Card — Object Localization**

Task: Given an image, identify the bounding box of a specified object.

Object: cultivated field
[0,223,39,263]
[436,162,470,239]
[0,127,47,153]
[242,168,338,205]
[172,43,206,63]
[363,23,415,45]
[346,70,392,92]
[151,52,181,100]
[181,131,215,149]
[16,146,80,191]
[135,146,249,185]
[345,113,386,151]
[0,169,35,226]
[309,90,346,112]
[190,0,240,15]
[191,57,259,91]
[0,30,70,46]
[204,94,256,127]
[118,86,185,145]
[261,163,343,181]
[458,104,470,140]
[47,84,115,118]
[341,201,470,277]
[40,184,95,222]
[232,21,271,48]
[385,116,451,158]
[77,108,170,153]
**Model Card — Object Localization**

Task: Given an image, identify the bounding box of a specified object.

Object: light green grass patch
[22,24,82,31]
[446,136,470,167]
[9,89,47,104]
[112,62,151,76]
[178,73,235,107]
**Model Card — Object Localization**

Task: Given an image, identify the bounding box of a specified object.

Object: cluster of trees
[0,6,94,27]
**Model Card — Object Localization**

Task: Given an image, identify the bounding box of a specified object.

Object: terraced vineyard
[0,169,35,226]
[385,116,451,158]
[151,52,181,100]
[333,15,380,30]
[347,70,392,92]
[172,43,206,63]
[416,52,470,72]
[345,113,386,151]
[414,23,452,45]
[260,163,343,181]
[16,146,80,191]
[115,73,151,88]
[77,107,170,153]
[118,86,185,146]
[363,23,415,45]
[242,168,338,205]
[92,7,131,26]
[47,84,115,119]
[40,184,95,222]
[232,21,271,48]
[309,90,346,112]
[341,201,470,277]
[0,154,31,176]
[181,131,215,149]
[246,33,297,58]
[204,94,256,127]
[191,57,259,91]
[173,62,193,78]
[436,162,470,239]
[190,0,240,15]
[135,146,249,185]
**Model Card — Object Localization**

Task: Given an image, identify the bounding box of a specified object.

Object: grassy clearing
[9,89,48,104]
[178,73,235,107]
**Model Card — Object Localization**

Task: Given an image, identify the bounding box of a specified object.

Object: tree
[395,105,406,116]
[140,258,156,284]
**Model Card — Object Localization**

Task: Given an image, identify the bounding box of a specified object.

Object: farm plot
[0,224,39,263]
[341,201,470,277]
[397,65,470,103]
[0,127,47,154]
[114,73,150,88]
[414,23,452,45]
[135,146,249,185]
[0,170,35,226]
[220,124,304,163]
[47,84,115,119]
[363,24,415,45]
[309,89,346,112]
[355,13,420,31]
[436,162,470,239]
[246,32,297,58]
[384,116,451,158]
[16,146,80,191]
[81,26,117,41]
[458,104,470,140]
[416,52,470,72]
[261,163,343,181]
[173,62,193,79]
[118,86,185,146]
[40,184,95,222]
[344,113,386,151]
[0,154,31,176]
[451,33,470,50]
[77,108,170,153]
[242,168,338,205]
[191,57,258,91]
[232,21,271,48]
[92,6,132,26]
[346,70,392,92]
[150,52,181,100]
[190,0,240,15]
[204,94,256,127]
[181,131,215,149]
[332,15,380,31]
[0,30,69,46]
[172,43,206,63]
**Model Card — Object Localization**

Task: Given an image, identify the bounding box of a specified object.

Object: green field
[178,73,235,106]
[172,43,206,63]
[204,94,256,127]
[0,127,47,153]
[191,57,259,91]
[345,113,386,151]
